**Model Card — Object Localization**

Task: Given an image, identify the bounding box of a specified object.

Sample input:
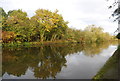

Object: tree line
[0,7,115,44]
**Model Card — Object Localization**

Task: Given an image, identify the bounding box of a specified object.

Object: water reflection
[93,44,120,80]
[2,41,117,79]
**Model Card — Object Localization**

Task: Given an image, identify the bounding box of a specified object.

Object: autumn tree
[4,9,34,42]
[31,9,68,42]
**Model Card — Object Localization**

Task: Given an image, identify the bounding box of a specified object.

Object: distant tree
[84,25,111,42]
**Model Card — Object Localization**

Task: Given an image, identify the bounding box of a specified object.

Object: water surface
[2,42,117,79]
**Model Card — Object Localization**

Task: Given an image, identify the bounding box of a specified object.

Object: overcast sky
[0,0,118,34]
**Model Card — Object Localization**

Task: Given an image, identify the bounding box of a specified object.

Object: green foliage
[64,25,113,44]
[0,7,7,18]
[83,25,112,43]
[0,7,8,30]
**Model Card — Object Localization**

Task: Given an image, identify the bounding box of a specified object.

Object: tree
[84,25,111,43]
[4,9,34,42]
[0,7,7,18]
[0,7,8,30]
[107,0,120,21]
[31,9,68,42]
[107,0,120,39]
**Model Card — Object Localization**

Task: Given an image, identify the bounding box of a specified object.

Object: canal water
[2,42,118,79]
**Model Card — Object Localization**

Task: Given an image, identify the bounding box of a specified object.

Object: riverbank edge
[2,39,118,48]
[2,40,81,47]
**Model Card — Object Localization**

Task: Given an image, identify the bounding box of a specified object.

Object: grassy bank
[2,39,118,48]
[2,40,79,47]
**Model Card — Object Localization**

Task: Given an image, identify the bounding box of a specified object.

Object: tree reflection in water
[2,41,117,79]
[93,44,120,80]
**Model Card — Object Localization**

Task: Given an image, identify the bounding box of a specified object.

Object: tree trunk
[51,34,57,41]
[40,31,45,42]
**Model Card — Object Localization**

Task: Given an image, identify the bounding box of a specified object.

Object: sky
[0,0,118,34]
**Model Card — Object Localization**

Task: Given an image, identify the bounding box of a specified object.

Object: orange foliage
[2,31,16,43]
